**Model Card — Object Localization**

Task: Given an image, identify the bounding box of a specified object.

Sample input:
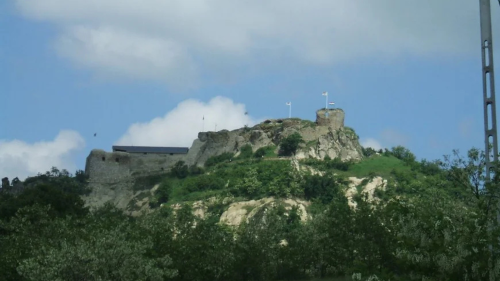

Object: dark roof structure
[112,146,189,154]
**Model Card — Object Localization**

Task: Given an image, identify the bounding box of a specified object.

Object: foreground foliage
[1,147,500,280]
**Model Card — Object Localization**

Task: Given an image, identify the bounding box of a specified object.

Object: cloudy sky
[2,0,500,179]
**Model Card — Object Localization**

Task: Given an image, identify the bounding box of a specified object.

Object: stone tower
[315,108,344,130]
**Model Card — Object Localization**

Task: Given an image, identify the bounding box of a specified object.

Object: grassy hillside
[143,145,469,213]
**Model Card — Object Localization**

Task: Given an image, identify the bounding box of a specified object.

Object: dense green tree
[362,147,377,157]
[391,146,416,166]
[234,168,262,197]
[254,147,266,158]
[171,161,189,179]
[149,180,173,208]
[279,133,304,156]
[0,183,88,221]
[302,174,347,204]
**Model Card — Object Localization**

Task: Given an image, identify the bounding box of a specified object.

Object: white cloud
[381,129,410,147]
[116,96,257,147]
[360,138,383,150]
[55,25,198,89]
[0,131,86,180]
[14,0,487,86]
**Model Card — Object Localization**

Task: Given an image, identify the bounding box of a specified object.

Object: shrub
[279,133,304,156]
[171,161,189,179]
[362,147,377,157]
[238,145,253,159]
[254,147,266,158]
[149,180,172,208]
[391,146,416,165]
[183,175,225,192]
[302,174,346,204]
[189,165,205,175]
[205,152,234,167]
[254,146,277,158]
[326,157,352,171]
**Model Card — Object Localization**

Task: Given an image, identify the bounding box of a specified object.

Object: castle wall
[316,108,344,130]
[85,149,187,183]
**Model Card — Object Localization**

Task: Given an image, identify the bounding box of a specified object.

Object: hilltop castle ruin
[85,108,358,183]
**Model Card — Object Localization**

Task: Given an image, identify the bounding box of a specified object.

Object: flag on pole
[322,92,328,96]
[286,102,291,105]
[329,102,335,105]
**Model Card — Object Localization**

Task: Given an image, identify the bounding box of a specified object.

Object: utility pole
[480,0,499,182]
[479,2,500,279]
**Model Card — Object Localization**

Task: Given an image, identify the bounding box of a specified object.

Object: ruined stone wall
[316,108,344,130]
[85,149,187,183]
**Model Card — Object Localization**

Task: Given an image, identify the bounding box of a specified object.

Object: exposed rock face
[219,197,311,226]
[345,176,388,208]
[186,108,363,166]
[163,176,386,227]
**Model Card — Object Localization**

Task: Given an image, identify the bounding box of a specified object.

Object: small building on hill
[112,146,189,155]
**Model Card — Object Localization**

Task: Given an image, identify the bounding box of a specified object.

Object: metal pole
[480,0,499,182]
[289,103,292,118]
[479,2,500,279]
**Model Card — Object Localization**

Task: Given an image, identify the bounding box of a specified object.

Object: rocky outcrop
[345,176,388,208]
[219,197,310,226]
[186,108,363,166]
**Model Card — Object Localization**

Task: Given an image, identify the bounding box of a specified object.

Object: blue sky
[1,0,499,179]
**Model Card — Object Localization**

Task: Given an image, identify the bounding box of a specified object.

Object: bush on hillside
[149,180,173,208]
[302,174,347,204]
[254,145,277,158]
[189,165,205,175]
[279,133,304,156]
[391,146,416,165]
[327,157,351,171]
[254,147,266,158]
[171,161,189,179]
[183,175,225,192]
[362,147,377,157]
[238,145,253,159]
[205,152,234,167]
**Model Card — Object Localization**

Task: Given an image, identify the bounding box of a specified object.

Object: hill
[83,108,364,213]
[0,108,495,281]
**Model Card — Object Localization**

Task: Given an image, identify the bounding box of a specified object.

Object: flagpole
[202,116,205,132]
[289,102,292,118]
[322,91,328,110]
